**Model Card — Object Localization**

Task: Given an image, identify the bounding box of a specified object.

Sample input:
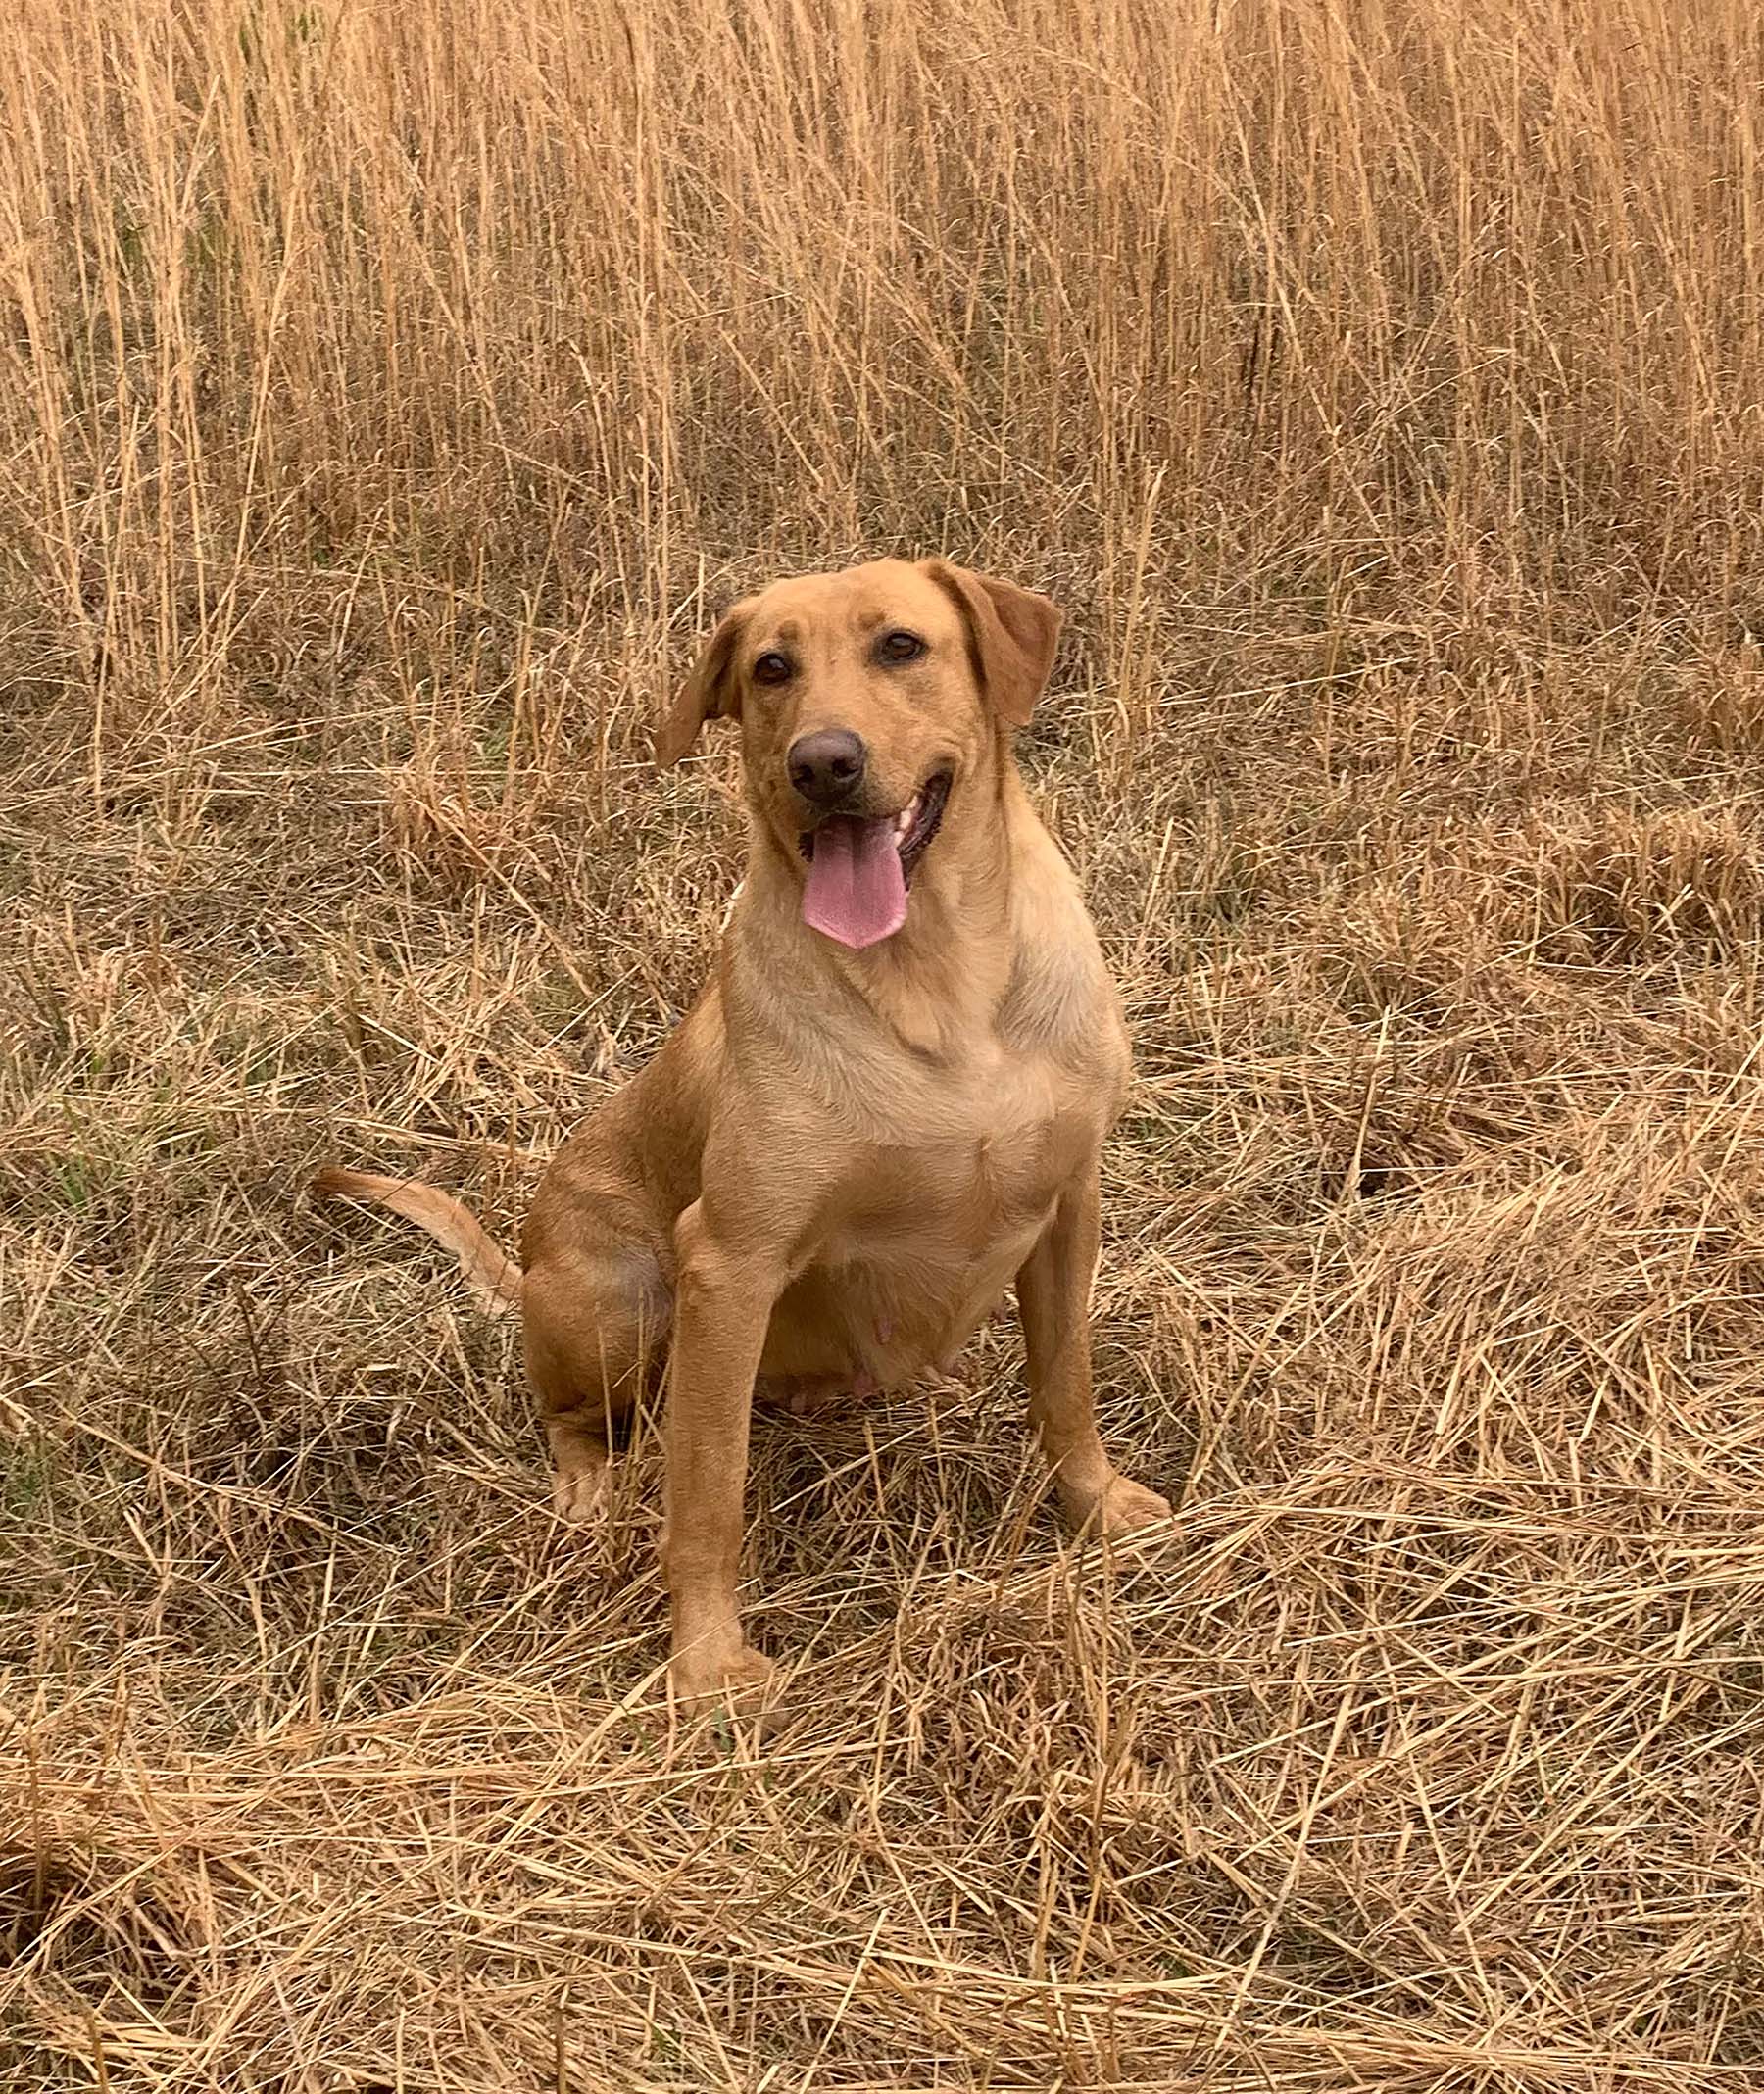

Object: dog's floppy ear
[922,560,1062,727]
[657,599,753,767]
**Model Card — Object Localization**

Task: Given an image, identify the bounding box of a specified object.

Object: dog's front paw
[668,1637,778,1718]
[1070,1472,1174,1540]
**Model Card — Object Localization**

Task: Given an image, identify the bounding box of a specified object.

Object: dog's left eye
[878,630,924,664]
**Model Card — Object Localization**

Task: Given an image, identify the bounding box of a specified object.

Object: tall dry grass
[5,0,1764,2086]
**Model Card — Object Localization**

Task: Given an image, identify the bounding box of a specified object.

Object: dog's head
[658,559,1061,950]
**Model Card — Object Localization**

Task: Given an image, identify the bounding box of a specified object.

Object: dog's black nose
[787,729,867,808]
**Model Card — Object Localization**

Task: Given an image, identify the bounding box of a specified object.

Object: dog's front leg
[1017,1162,1174,1539]
[662,1193,785,1711]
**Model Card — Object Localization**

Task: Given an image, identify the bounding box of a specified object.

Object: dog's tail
[311,1167,523,1313]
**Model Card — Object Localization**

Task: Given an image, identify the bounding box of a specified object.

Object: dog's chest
[824,1053,1106,1267]
[782,1082,1093,1382]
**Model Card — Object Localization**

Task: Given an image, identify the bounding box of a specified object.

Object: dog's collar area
[798,768,952,889]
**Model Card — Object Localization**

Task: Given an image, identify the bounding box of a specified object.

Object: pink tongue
[803,815,906,949]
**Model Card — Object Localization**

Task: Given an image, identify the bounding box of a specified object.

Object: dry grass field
[6,0,1764,2085]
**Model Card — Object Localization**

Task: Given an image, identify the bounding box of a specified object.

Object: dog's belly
[757,1121,1086,1388]
[760,1218,1050,1388]
[769,1220,1047,1371]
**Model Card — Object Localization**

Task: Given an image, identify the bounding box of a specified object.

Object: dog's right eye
[753,652,794,686]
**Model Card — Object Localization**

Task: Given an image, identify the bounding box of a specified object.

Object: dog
[314,558,1172,1710]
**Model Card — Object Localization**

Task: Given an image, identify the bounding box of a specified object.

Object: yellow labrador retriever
[315,559,1171,1708]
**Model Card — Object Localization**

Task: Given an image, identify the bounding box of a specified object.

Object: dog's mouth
[797,769,953,951]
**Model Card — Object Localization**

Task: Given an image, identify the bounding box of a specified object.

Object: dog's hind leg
[521,1242,671,1523]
